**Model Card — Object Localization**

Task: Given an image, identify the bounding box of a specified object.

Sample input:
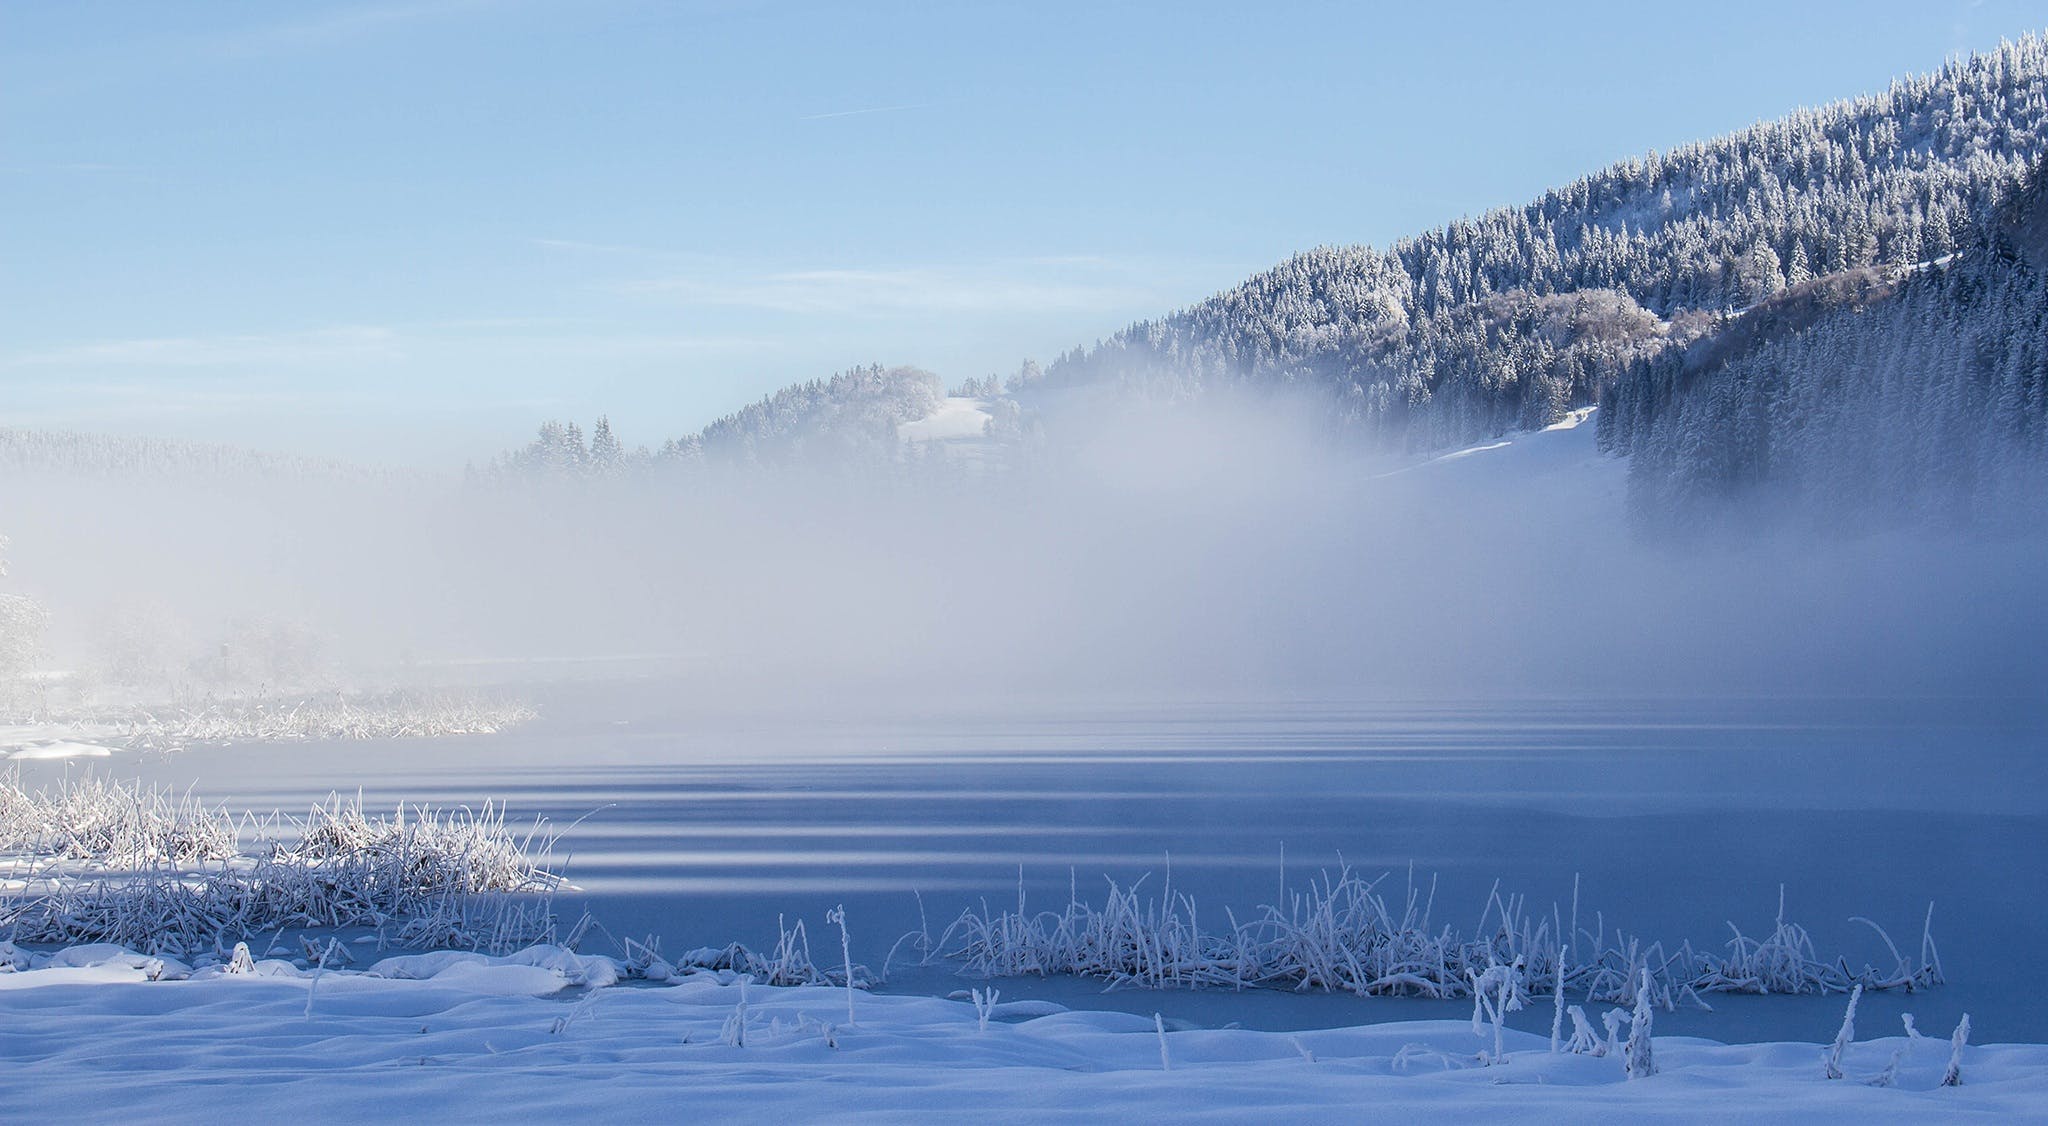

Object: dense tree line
[1600,157,2048,533]
[486,365,945,483]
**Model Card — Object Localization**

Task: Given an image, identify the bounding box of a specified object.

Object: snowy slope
[1383,407,1614,486]
[0,948,2031,1123]
[1370,406,1627,534]
[897,397,992,444]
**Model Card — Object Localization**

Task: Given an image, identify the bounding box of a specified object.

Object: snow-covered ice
[0,722,124,761]
[5,740,116,761]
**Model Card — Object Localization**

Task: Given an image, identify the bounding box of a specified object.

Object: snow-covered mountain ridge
[465,36,2048,531]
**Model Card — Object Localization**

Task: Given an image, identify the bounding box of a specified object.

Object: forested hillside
[487,38,2048,524]
[1035,39,2048,451]
[487,364,944,481]
[1600,154,2048,532]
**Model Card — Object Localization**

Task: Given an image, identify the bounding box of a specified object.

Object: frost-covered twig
[1469,960,1524,1064]
[971,987,999,1032]
[1625,968,1657,1079]
[1943,1013,1971,1087]
[1822,983,1862,1080]
[721,977,752,1048]
[827,904,855,1025]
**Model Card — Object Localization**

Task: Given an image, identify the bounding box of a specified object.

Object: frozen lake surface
[54,687,2047,1045]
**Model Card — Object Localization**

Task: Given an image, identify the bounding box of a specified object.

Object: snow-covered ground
[1377,406,1622,506]
[0,945,2033,1123]
[898,396,992,444]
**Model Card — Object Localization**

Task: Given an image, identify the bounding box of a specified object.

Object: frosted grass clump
[0,775,563,954]
[670,914,880,989]
[926,866,1942,1005]
[117,689,536,752]
[0,771,236,866]
[277,795,551,897]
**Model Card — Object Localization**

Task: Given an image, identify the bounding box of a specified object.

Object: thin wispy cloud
[1,321,781,448]
[424,315,577,332]
[203,0,503,59]
[5,327,402,370]
[3,323,775,379]
[1017,254,1121,268]
[615,260,1165,316]
[532,237,664,256]
[6,0,509,102]
[0,162,145,176]
[446,330,781,360]
[798,103,928,122]
[17,382,358,409]
[529,237,723,264]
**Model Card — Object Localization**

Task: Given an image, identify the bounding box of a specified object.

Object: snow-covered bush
[670,918,879,990]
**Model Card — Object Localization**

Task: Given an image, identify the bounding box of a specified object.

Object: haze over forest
[3,41,2046,711]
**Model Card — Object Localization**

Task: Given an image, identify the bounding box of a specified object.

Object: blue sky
[5,0,2047,463]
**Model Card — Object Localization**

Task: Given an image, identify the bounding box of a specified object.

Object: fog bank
[6,396,2044,706]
